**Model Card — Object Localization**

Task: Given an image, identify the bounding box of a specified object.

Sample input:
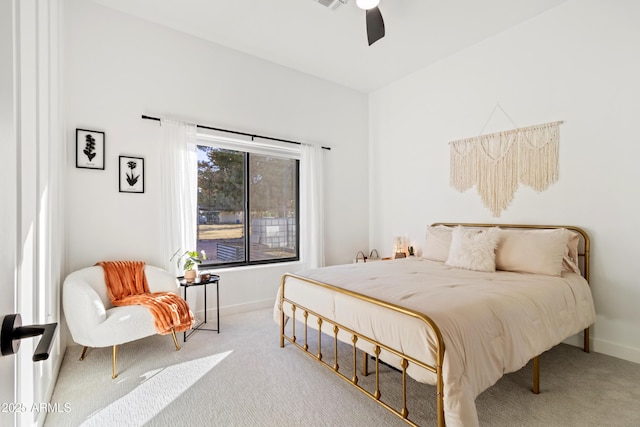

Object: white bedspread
[275,258,596,427]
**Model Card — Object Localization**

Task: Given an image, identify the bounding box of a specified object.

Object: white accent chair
[62,265,183,378]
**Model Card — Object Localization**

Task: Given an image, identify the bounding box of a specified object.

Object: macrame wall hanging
[449,105,562,217]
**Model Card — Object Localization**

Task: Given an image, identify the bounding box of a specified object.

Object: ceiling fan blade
[365,6,385,46]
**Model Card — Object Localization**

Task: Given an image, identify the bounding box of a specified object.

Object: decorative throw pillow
[445,227,501,272]
[422,225,454,262]
[495,228,570,276]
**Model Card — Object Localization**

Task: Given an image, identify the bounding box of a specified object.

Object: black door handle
[1,314,58,362]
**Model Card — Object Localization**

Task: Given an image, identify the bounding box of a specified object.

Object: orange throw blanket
[96,261,193,334]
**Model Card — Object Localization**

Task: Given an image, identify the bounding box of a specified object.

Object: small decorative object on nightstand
[393,236,406,259]
[355,249,382,263]
[171,249,206,283]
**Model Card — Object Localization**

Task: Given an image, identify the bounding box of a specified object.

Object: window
[196,144,299,267]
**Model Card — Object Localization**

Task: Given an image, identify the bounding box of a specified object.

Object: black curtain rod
[141,115,330,151]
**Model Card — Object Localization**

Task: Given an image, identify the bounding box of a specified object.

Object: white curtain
[159,119,198,275]
[300,144,325,269]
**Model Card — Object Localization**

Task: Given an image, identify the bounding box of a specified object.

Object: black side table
[178,274,220,341]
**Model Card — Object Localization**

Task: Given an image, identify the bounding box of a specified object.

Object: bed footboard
[279,273,446,427]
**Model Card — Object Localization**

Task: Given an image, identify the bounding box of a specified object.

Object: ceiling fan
[356,0,385,46]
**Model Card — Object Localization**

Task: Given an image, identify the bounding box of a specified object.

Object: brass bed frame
[279,223,591,426]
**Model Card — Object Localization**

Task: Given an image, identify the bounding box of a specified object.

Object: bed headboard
[430,223,591,282]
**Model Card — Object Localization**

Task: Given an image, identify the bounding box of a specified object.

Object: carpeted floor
[45,308,640,426]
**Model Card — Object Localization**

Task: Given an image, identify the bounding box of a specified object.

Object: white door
[1,2,63,426]
[0,1,18,425]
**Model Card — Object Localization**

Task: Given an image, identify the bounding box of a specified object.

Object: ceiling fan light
[356,0,380,10]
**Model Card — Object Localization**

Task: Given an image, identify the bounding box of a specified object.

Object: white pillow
[495,228,571,276]
[563,230,581,274]
[422,225,453,262]
[445,227,500,272]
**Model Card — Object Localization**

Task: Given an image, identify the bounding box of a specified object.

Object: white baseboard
[221,298,275,317]
[590,337,640,364]
[561,333,586,349]
[198,298,275,321]
[563,332,640,364]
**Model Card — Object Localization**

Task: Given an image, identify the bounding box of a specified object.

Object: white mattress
[275,257,596,427]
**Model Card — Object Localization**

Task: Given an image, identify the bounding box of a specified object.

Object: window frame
[196,133,301,269]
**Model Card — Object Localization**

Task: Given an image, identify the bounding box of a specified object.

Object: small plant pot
[184,270,197,282]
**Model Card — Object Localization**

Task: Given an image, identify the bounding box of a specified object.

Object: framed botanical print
[119,156,145,194]
[76,129,105,169]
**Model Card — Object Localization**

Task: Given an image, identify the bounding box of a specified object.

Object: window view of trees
[197,146,299,267]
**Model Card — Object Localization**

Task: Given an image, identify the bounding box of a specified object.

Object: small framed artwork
[76,129,105,169]
[119,156,145,194]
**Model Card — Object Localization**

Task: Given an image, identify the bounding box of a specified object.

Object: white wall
[369,0,640,362]
[63,0,369,320]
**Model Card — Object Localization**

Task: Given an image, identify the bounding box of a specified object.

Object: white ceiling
[88,0,567,93]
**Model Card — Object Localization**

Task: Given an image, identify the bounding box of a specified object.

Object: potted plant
[171,249,206,282]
